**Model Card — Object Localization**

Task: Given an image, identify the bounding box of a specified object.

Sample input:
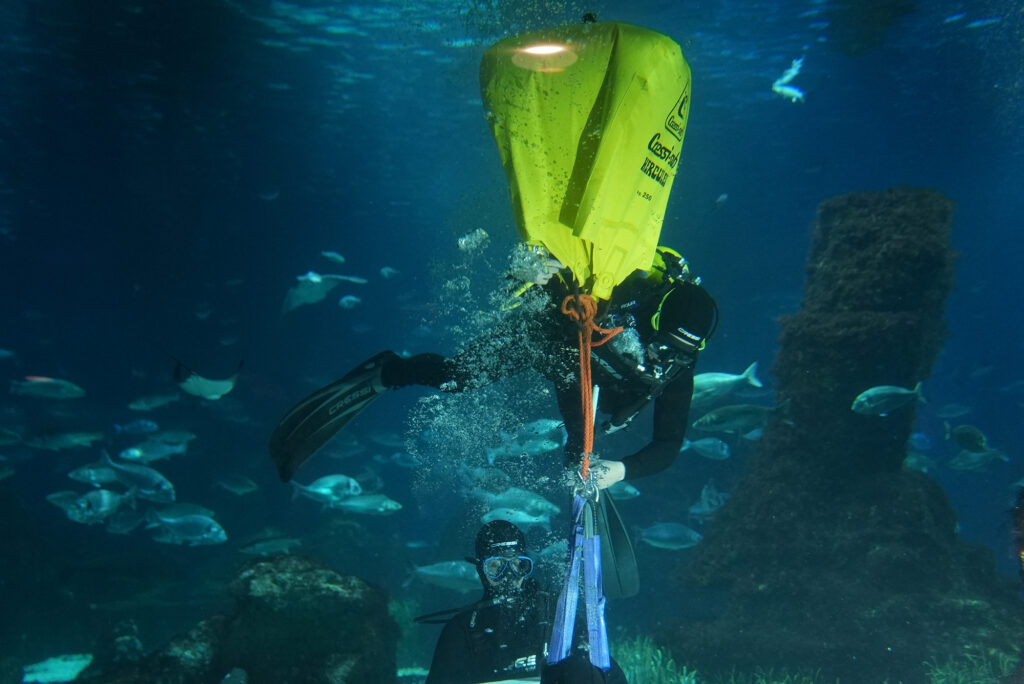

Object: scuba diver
[421,520,627,684]
[268,244,718,597]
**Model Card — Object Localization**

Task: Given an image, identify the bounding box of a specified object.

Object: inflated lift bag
[481,22,691,300]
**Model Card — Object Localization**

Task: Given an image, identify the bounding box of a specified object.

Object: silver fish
[128,393,181,411]
[103,452,176,503]
[24,431,105,451]
[68,462,119,487]
[637,522,703,550]
[334,493,402,515]
[66,489,132,525]
[681,437,731,460]
[851,382,923,416]
[10,376,85,399]
[472,486,560,517]
[691,362,763,406]
[692,405,773,434]
[481,507,550,531]
[215,475,259,496]
[291,474,362,507]
[405,560,480,594]
[147,511,227,545]
[239,537,302,556]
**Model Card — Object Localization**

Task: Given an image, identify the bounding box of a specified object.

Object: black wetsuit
[381,271,704,481]
[426,583,627,684]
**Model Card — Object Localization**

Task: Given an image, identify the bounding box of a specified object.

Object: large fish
[24,431,105,451]
[103,451,176,502]
[10,376,85,399]
[692,404,773,434]
[637,522,703,550]
[404,560,480,594]
[691,362,763,406]
[851,382,923,416]
[174,361,241,400]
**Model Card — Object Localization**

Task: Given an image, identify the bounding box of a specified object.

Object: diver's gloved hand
[509,243,564,285]
[589,459,626,489]
[565,459,625,493]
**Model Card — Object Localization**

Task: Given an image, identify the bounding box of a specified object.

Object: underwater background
[1,0,1022,682]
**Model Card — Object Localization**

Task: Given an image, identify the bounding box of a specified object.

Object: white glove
[509,244,564,285]
[588,459,626,490]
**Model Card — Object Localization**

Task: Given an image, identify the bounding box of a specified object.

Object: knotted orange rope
[560,294,623,481]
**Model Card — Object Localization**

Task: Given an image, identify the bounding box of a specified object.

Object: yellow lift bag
[481,22,691,301]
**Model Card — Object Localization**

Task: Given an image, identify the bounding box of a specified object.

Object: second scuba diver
[422,520,627,684]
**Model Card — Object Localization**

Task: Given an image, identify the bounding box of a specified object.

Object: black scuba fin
[268,351,395,481]
[595,491,640,599]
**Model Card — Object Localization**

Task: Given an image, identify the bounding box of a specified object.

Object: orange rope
[560,294,623,481]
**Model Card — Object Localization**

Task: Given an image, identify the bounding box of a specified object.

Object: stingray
[281,271,368,314]
[174,361,242,400]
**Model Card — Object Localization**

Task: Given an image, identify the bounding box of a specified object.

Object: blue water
[1,0,1021,674]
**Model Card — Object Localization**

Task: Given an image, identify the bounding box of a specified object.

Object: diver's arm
[425,618,472,684]
[618,371,694,481]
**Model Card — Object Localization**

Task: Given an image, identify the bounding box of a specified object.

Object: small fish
[692,362,763,406]
[147,511,227,546]
[119,439,187,463]
[0,348,15,359]
[239,537,302,556]
[948,448,1009,472]
[772,83,804,102]
[935,403,971,419]
[153,429,198,445]
[851,382,924,417]
[692,404,773,434]
[372,452,421,468]
[485,437,562,465]
[174,361,241,400]
[24,431,105,451]
[965,17,1001,28]
[681,437,731,460]
[405,560,480,593]
[334,493,402,515]
[471,486,560,517]
[943,13,965,23]
[338,295,362,309]
[291,474,363,508]
[380,266,400,279]
[128,392,181,411]
[481,507,550,531]
[103,452,176,503]
[637,522,703,550]
[321,250,346,264]
[68,461,119,487]
[215,474,259,496]
[10,376,85,399]
[515,418,567,442]
[114,419,159,435]
[0,464,15,482]
[66,489,133,525]
[944,423,988,452]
